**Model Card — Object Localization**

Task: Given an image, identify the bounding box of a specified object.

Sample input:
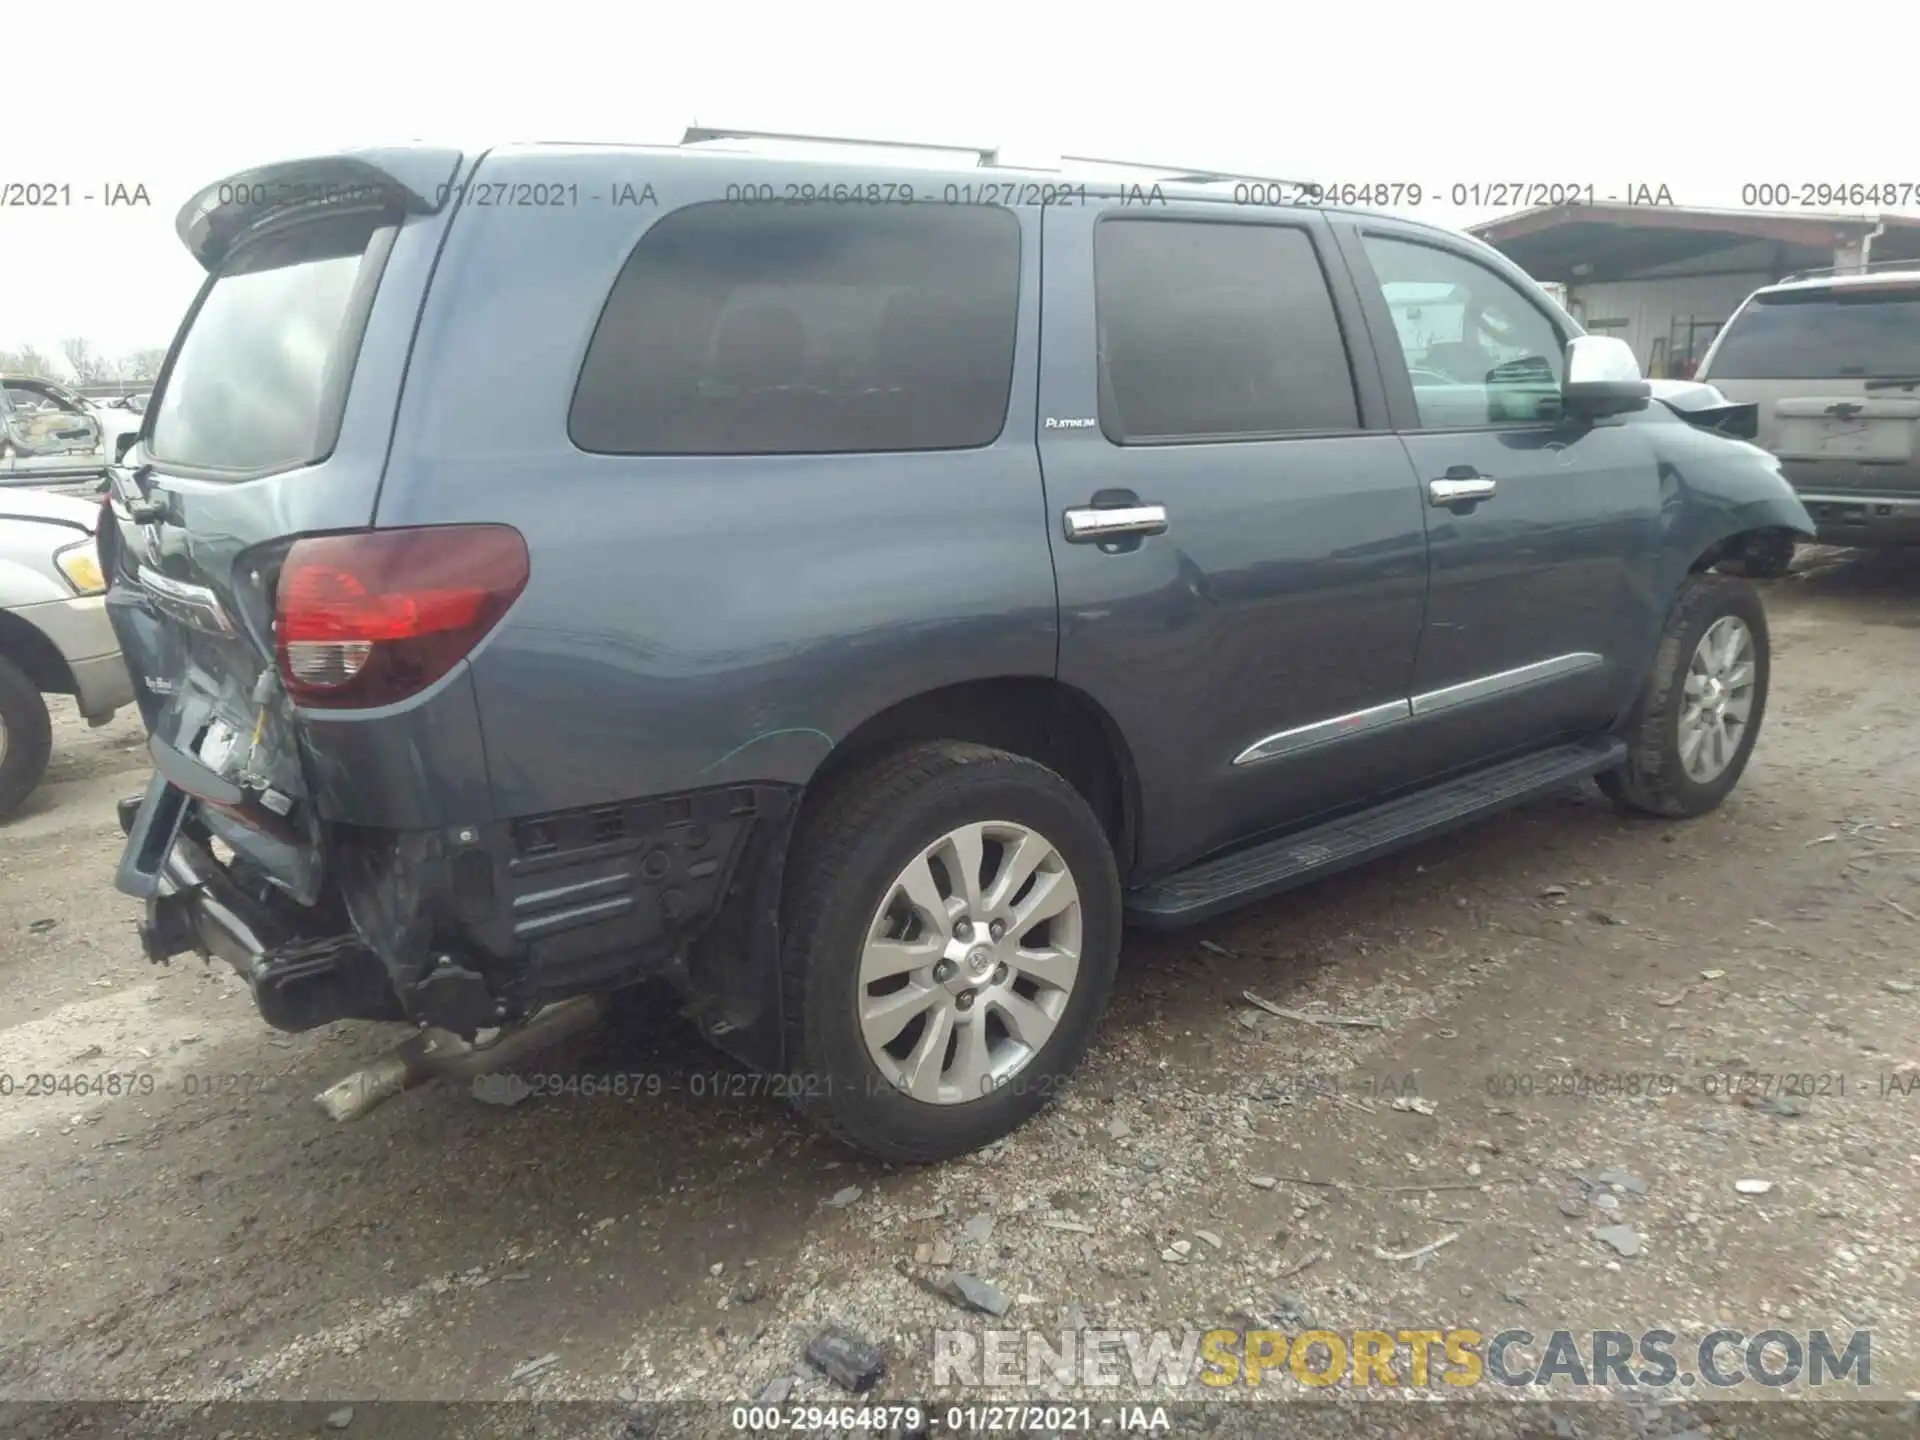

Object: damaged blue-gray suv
[104,130,1815,1161]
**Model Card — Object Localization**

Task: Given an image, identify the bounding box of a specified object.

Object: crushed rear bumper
[113,771,797,1046]
[116,786,404,1032]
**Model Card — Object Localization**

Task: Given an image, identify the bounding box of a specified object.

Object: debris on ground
[804,1326,885,1392]
[824,1186,863,1209]
[1373,1232,1460,1262]
[936,1270,1013,1317]
[1596,1169,1648,1195]
[1735,1179,1775,1196]
[756,1375,795,1405]
[470,1074,533,1107]
[1243,989,1388,1029]
[506,1353,560,1384]
[1594,1225,1642,1258]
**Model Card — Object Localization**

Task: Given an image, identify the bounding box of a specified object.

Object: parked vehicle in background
[79,391,145,462]
[106,138,1812,1162]
[0,488,132,816]
[0,375,125,490]
[1698,266,1920,568]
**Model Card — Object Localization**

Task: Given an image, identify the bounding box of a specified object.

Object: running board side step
[1124,737,1628,929]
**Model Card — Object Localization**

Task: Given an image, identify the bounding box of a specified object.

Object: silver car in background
[0,488,133,816]
[1698,267,1920,563]
[0,375,137,494]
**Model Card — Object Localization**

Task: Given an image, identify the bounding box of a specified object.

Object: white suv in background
[1698,268,1920,566]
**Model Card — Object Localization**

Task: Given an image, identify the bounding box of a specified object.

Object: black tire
[1719,531,1796,580]
[0,655,54,821]
[779,741,1122,1163]
[1597,573,1769,818]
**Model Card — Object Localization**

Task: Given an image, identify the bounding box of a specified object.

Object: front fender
[1651,420,1815,604]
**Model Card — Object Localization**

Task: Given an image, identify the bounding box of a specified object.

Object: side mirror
[1563,335,1650,418]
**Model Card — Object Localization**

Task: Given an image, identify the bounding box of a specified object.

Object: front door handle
[1429,473,1497,506]
[1063,503,1169,543]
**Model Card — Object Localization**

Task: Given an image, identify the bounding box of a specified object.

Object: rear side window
[1705,287,1920,379]
[149,211,386,474]
[1093,219,1359,443]
[570,203,1021,455]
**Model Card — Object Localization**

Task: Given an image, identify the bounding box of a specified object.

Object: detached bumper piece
[119,786,402,1033]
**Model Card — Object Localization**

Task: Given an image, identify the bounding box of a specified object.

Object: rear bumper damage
[118,790,406,1032]
[115,773,799,1068]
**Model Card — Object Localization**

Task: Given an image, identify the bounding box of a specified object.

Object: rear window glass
[570,202,1021,455]
[1705,287,1920,379]
[149,212,383,474]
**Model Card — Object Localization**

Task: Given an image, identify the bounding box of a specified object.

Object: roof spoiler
[176,148,467,271]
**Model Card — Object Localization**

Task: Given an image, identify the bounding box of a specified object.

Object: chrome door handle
[1429,476,1497,505]
[1063,503,1169,543]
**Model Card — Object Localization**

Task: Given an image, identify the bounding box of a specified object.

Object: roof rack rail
[680,126,1000,167]
[1058,155,1324,196]
[1779,256,1920,284]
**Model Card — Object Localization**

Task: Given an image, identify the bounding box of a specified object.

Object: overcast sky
[8,0,1917,367]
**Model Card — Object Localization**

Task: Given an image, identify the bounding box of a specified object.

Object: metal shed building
[1469,205,1920,378]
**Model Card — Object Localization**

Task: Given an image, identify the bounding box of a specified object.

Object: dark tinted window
[571,203,1021,455]
[1360,235,1566,427]
[1093,220,1358,442]
[149,212,382,473]
[1704,287,1920,379]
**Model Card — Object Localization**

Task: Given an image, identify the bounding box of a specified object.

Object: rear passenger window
[570,203,1021,455]
[1093,219,1359,443]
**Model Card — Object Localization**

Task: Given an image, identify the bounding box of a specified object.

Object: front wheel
[1597,573,1770,818]
[779,741,1122,1163]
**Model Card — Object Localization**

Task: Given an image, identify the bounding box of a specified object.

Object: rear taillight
[274,525,529,709]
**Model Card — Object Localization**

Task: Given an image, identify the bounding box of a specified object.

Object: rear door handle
[1429,474,1497,506]
[1063,503,1169,543]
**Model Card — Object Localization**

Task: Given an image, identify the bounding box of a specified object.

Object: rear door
[1701,281,1920,508]
[104,163,461,903]
[1039,201,1431,877]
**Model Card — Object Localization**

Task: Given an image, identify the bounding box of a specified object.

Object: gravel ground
[1,548,1917,1439]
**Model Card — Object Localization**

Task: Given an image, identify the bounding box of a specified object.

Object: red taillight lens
[275,525,529,709]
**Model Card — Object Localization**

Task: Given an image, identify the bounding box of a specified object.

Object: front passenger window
[1361,235,1566,428]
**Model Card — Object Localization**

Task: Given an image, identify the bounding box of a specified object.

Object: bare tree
[0,344,56,377]
[60,337,111,384]
[122,347,169,383]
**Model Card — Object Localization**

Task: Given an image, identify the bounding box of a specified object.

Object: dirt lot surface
[2,550,1918,1439]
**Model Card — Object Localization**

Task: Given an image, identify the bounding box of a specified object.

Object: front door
[1039,202,1431,878]
[1332,220,1662,774]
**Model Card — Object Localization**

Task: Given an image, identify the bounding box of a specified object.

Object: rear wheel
[0,655,54,820]
[1598,573,1769,818]
[779,741,1121,1162]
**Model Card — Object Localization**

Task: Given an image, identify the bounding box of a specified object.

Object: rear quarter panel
[378,147,1058,820]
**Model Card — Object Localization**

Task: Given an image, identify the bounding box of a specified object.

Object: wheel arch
[806,676,1143,882]
[0,609,75,696]
[681,676,1143,1080]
